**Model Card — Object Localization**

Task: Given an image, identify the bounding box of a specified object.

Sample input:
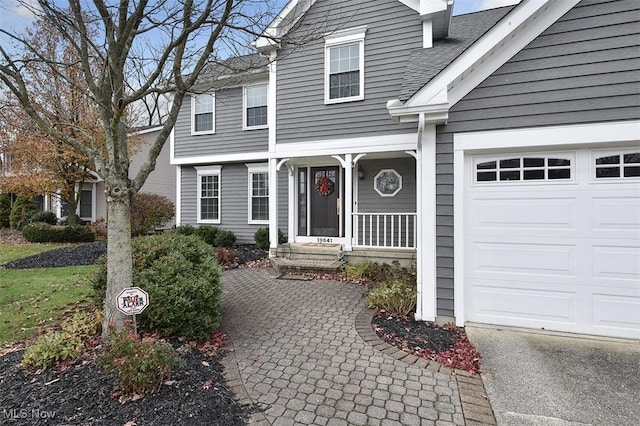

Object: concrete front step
[271,258,345,275]
[277,243,343,262]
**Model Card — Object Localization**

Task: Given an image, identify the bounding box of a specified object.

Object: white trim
[130,126,163,136]
[175,165,182,226]
[452,120,640,327]
[324,26,367,104]
[416,124,437,322]
[268,55,277,153]
[243,82,269,131]
[295,236,346,245]
[275,133,416,158]
[268,158,279,250]
[190,93,215,135]
[195,165,222,224]
[247,163,270,225]
[171,151,270,166]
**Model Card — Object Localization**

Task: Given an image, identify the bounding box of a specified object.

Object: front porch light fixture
[374,169,402,197]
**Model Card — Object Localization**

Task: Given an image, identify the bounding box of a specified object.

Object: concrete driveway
[466,325,640,426]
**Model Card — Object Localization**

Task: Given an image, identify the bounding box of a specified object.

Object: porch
[268,152,418,271]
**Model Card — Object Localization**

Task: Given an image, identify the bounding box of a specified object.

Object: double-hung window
[191,93,215,134]
[196,166,221,223]
[247,163,269,224]
[325,26,366,104]
[244,84,268,129]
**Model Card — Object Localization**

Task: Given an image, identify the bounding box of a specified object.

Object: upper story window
[244,84,268,130]
[324,26,367,104]
[475,154,573,183]
[594,151,640,179]
[191,93,215,135]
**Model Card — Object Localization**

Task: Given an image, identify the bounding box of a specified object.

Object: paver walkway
[220,269,477,426]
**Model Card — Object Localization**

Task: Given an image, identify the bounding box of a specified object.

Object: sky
[0,0,521,37]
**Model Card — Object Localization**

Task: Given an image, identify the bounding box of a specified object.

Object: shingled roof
[399,5,515,102]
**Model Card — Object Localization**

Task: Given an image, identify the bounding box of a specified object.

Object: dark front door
[310,166,340,237]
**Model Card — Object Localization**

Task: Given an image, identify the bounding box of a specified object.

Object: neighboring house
[1,126,175,227]
[171,0,640,339]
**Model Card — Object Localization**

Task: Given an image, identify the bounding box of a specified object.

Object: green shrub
[22,310,101,370]
[366,279,417,316]
[9,195,37,229]
[99,324,183,395]
[90,233,222,340]
[22,331,84,370]
[174,224,196,236]
[131,192,175,236]
[29,210,58,225]
[22,223,96,243]
[0,193,11,228]
[195,225,219,245]
[254,227,287,250]
[214,229,236,247]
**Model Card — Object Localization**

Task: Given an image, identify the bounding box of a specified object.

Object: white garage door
[465,148,640,339]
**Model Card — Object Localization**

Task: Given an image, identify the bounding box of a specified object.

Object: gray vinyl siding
[180,163,288,244]
[357,158,416,213]
[129,129,176,228]
[355,158,417,247]
[434,0,640,317]
[276,0,421,143]
[173,86,268,159]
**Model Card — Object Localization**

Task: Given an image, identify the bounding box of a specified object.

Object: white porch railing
[353,213,417,249]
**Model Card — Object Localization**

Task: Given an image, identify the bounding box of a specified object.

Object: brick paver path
[220,269,468,426]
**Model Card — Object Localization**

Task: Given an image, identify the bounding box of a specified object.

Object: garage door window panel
[475,155,572,183]
[595,151,640,179]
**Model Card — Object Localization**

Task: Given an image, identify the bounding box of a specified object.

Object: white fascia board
[171,151,270,166]
[255,0,317,52]
[274,133,417,158]
[406,0,580,109]
[129,126,163,136]
[388,87,449,122]
[454,120,640,152]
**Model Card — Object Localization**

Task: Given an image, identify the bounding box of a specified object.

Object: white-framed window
[247,163,269,224]
[473,153,574,184]
[324,26,367,104]
[191,93,215,135]
[244,83,268,130]
[196,165,221,223]
[593,149,640,180]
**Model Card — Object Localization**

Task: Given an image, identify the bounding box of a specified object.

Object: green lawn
[0,243,96,344]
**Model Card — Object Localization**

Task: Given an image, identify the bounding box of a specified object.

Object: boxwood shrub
[254,227,287,250]
[22,223,96,243]
[90,233,222,340]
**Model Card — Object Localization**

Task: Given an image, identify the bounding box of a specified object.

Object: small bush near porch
[346,261,417,316]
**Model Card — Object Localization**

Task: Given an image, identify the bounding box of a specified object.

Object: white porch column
[344,153,353,251]
[287,166,295,244]
[268,157,279,254]
[418,123,437,322]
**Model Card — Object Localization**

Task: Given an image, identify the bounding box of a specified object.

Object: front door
[310,166,340,237]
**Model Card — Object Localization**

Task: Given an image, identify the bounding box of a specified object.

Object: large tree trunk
[101,186,133,339]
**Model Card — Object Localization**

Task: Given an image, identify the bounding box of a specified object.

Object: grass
[0,242,96,344]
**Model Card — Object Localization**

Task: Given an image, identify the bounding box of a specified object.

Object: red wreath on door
[316,176,334,196]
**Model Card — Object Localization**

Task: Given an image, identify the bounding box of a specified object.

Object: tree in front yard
[0,0,307,338]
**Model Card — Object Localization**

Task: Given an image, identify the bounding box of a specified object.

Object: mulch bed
[3,242,108,269]
[0,338,256,425]
[372,311,481,374]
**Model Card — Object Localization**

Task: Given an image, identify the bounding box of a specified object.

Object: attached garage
[454,123,640,340]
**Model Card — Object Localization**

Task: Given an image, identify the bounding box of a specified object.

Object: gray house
[171,0,640,339]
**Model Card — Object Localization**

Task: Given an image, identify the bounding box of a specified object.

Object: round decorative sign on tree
[316,176,335,196]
